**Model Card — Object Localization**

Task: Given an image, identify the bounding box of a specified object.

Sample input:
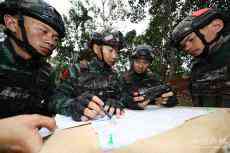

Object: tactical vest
[121,69,178,109]
[122,70,161,99]
[190,35,230,107]
[72,59,121,102]
[0,38,54,118]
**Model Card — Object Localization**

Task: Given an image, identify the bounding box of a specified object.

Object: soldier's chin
[108,61,116,66]
[191,49,203,57]
[38,49,52,57]
[35,50,46,56]
[136,70,144,74]
[40,46,52,54]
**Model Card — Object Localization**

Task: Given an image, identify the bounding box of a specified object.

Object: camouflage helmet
[132,45,153,62]
[171,8,224,48]
[0,0,65,38]
[78,43,96,61]
[102,30,125,50]
[87,32,103,50]
[170,16,193,48]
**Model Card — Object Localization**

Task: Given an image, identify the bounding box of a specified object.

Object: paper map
[91,106,215,151]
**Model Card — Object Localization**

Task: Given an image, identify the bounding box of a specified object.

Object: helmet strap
[194,29,220,58]
[97,45,111,68]
[100,47,105,62]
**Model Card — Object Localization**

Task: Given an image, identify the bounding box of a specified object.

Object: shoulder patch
[61,68,69,80]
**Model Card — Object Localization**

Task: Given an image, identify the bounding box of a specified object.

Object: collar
[209,34,230,55]
[4,37,42,69]
[89,58,113,74]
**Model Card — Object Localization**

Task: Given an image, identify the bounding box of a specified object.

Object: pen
[104,110,112,119]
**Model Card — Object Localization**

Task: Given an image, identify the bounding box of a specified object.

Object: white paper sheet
[39,114,89,137]
[91,106,215,151]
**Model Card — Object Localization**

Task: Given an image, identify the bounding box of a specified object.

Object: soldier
[0,0,64,152]
[58,32,103,83]
[51,31,125,121]
[170,8,230,107]
[0,0,65,117]
[121,45,177,109]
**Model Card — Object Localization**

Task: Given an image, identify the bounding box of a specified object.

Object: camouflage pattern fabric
[121,70,177,109]
[190,35,230,107]
[50,58,123,119]
[0,37,55,118]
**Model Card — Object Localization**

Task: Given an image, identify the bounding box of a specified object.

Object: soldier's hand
[0,114,56,153]
[104,99,125,118]
[155,91,174,105]
[137,99,150,109]
[132,92,150,109]
[83,96,105,121]
[70,93,105,121]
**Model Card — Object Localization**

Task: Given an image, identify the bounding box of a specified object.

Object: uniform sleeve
[48,65,79,116]
[102,73,125,109]
[118,73,142,110]
[162,95,178,107]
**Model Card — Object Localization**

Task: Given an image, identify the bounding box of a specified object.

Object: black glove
[161,95,178,107]
[70,92,94,121]
[104,98,124,114]
[123,94,146,110]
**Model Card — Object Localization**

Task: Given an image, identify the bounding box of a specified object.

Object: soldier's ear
[210,18,224,33]
[4,15,18,33]
[93,44,102,58]
[93,44,102,53]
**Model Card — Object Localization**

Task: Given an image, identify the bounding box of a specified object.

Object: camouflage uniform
[190,35,230,107]
[0,37,55,117]
[121,70,177,109]
[50,58,123,120]
[51,30,125,120]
